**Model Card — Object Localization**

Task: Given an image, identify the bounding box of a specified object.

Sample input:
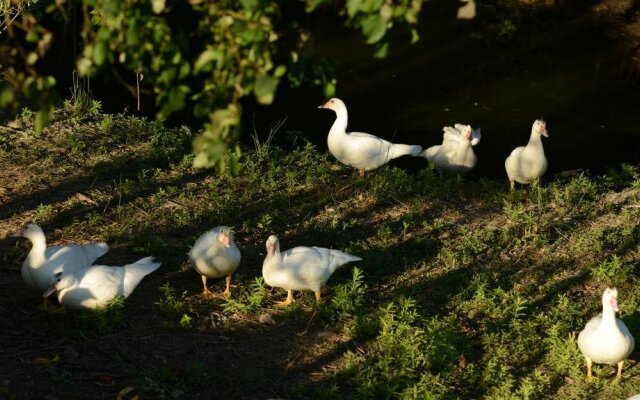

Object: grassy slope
[0,107,639,399]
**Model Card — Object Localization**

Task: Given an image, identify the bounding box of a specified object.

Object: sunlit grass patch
[3,109,640,399]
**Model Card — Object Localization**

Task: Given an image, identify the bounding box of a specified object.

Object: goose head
[532,119,549,138]
[217,226,233,248]
[265,235,280,257]
[43,272,77,298]
[462,125,473,141]
[602,287,619,312]
[11,223,44,241]
[318,98,346,113]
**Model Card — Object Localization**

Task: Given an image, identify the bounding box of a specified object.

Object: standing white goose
[188,226,241,297]
[577,287,634,380]
[262,235,361,306]
[318,98,422,175]
[505,119,548,189]
[421,123,481,173]
[43,256,161,310]
[13,224,108,307]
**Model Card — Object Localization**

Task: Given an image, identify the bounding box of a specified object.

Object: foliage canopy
[0,0,425,171]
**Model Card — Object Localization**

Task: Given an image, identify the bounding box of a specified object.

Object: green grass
[2,105,640,399]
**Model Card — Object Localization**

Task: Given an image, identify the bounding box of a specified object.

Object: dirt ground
[0,133,351,400]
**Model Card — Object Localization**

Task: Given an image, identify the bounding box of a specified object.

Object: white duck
[188,226,241,297]
[421,123,481,173]
[577,287,634,380]
[42,256,161,310]
[318,98,422,175]
[504,119,548,189]
[13,224,108,307]
[262,235,361,306]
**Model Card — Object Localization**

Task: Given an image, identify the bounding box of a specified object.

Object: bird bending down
[318,98,422,176]
[262,235,361,306]
[43,256,161,310]
[13,224,108,310]
[421,123,481,174]
[505,119,548,189]
[189,226,241,298]
[577,288,634,380]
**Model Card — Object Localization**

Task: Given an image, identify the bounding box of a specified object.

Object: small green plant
[250,118,284,164]
[502,200,542,245]
[19,106,35,120]
[35,203,55,221]
[550,173,599,215]
[337,298,460,399]
[74,296,126,334]
[222,277,268,314]
[325,267,366,322]
[156,282,191,315]
[139,361,207,399]
[544,324,582,378]
[589,256,631,286]
[179,313,193,328]
[257,213,273,230]
[156,282,195,330]
[65,132,86,153]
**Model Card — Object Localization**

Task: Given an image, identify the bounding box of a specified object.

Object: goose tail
[122,256,161,297]
[389,143,423,159]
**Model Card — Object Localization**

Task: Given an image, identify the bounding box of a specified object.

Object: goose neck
[329,108,348,136]
[599,305,619,331]
[527,134,544,149]
[26,235,48,267]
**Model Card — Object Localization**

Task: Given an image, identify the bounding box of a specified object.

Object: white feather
[49,257,161,310]
[262,235,361,293]
[18,224,108,291]
[320,98,422,171]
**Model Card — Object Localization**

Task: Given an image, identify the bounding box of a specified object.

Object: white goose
[505,119,548,189]
[318,98,422,175]
[13,224,108,306]
[577,287,634,380]
[421,124,481,173]
[43,257,161,310]
[262,235,361,306]
[189,226,241,297]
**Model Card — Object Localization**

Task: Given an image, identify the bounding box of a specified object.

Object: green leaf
[193,136,226,169]
[373,42,388,58]
[274,65,287,78]
[77,57,93,76]
[178,62,191,79]
[411,29,420,44]
[360,0,383,13]
[34,103,54,135]
[346,0,362,17]
[126,23,139,46]
[26,52,38,66]
[210,104,240,136]
[229,145,242,176]
[194,49,218,72]
[323,80,336,98]
[361,14,386,44]
[152,0,165,14]
[158,85,190,118]
[93,41,108,66]
[254,75,279,105]
[240,0,258,11]
[25,30,39,43]
[104,0,121,17]
[0,88,15,107]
